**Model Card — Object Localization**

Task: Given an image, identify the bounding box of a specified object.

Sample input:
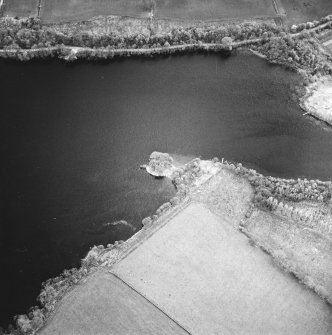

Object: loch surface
[1,52,332,327]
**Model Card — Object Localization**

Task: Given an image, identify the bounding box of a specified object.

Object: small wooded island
[1,0,332,334]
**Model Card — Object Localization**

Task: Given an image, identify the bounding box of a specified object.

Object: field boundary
[110,272,192,335]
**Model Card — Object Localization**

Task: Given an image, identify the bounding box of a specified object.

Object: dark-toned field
[154,0,276,20]
[3,0,37,18]
[279,0,332,24]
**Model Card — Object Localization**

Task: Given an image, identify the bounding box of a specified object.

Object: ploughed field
[41,203,332,334]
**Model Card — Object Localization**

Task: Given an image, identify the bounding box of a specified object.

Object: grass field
[39,270,188,335]
[279,0,332,24]
[112,203,332,335]
[4,0,38,18]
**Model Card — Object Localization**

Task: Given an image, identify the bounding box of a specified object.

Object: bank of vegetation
[0,14,332,77]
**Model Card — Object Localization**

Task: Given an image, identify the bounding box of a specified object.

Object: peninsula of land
[9,152,332,335]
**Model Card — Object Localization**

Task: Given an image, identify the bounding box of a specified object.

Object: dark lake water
[1,52,332,327]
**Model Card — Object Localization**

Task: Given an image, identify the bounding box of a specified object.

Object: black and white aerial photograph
[1,0,332,334]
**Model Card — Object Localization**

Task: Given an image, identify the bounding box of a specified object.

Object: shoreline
[2,11,332,334]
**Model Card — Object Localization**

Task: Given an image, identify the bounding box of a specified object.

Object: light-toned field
[4,0,37,18]
[112,203,332,335]
[279,0,332,24]
[38,270,188,335]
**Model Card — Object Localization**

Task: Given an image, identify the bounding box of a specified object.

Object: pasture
[112,203,332,335]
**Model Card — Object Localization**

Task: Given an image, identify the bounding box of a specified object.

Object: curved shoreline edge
[8,154,332,334]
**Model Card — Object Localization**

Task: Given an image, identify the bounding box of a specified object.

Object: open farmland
[3,0,37,18]
[39,0,278,23]
[39,270,188,335]
[112,203,332,335]
[278,0,332,24]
